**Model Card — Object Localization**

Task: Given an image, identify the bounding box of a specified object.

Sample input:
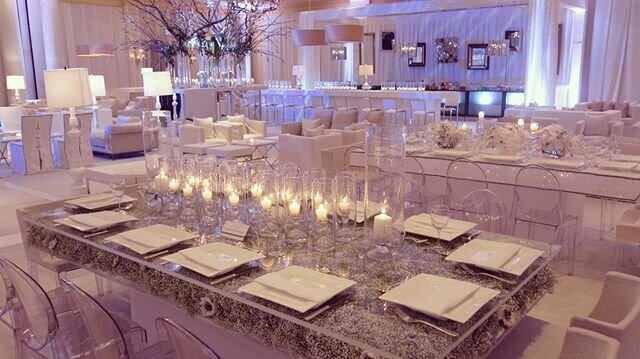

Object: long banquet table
[18,199,558,359]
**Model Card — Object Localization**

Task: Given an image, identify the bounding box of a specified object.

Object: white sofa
[179,114,267,145]
[505,107,624,137]
[278,132,343,169]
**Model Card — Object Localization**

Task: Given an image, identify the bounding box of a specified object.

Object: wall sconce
[330,47,347,60]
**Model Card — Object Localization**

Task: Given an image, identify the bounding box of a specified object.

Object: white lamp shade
[292,29,327,46]
[325,24,364,43]
[140,67,153,74]
[143,71,172,97]
[292,66,305,76]
[6,75,25,90]
[89,75,106,97]
[359,65,374,76]
[44,68,93,108]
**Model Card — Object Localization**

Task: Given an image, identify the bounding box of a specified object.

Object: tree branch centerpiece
[123,0,287,88]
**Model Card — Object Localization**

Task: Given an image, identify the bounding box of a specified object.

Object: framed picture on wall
[359,33,375,72]
[467,44,490,70]
[382,32,395,50]
[331,47,347,61]
[408,42,426,67]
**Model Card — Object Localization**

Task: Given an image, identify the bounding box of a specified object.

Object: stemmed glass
[110,178,126,213]
[350,227,372,277]
[334,173,356,243]
[137,180,158,224]
[430,204,451,248]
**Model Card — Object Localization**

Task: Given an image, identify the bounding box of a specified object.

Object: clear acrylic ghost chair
[0,259,12,328]
[61,279,156,358]
[445,158,488,213]
[558,327,620,359]
[0,256,82,359]
[404,154,428,217]
[513,164,578,274]
[457,189,509,234]
[156,317,221,359]
[570,272,640,359]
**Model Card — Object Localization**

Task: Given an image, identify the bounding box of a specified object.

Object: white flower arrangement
[537,124,581,158]
[482,124,527,154]
[428,121,467,149]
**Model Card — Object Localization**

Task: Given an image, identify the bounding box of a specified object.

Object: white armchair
[557,327,619,359]
[278,132,343,170]
[0,105,23,132]
[570,272,640,359]
[54,112,94,168]
[10,114,55,175]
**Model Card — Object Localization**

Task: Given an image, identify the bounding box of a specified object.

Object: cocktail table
[206,144,254,161]
[83,160,147,194]
[230,138,279,168]
[182,140,228,155]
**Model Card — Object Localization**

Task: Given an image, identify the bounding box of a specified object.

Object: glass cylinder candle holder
[364,126,406,262]
[303,168,327,224]
[310,178,335,253]
[282,175,306,246]
[244,161,271,225]
[334,173,357,243]
[158,157,182,218]
[197,156,220,241]
[180,155,200,227]
[221,161,244,223]
[142,110,181,181]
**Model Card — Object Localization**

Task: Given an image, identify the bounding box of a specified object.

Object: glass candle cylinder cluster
[364,126,406,262]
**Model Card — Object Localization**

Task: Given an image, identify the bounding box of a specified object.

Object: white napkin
[469,241,522,269]
[70,194,114,205]
[254,271,336,304]
[179,247,239,272]
[67,212,119,230]
[597,161,637,172]
[381,274,480,318]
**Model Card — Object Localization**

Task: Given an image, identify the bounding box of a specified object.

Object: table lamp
[143,71,173,113]
[140,67,153,75]
[292,65,305,89]
[6,75,25,105]
[89,75,106,105]
[44,68,93,136]
[359,65,373,90]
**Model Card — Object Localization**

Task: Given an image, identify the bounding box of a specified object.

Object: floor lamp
[142,71,174,116]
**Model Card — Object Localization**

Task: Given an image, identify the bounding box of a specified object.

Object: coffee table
[182,140,227,155]
[206,144,254,162]
[230,138,279,168]
[84,160,148,194]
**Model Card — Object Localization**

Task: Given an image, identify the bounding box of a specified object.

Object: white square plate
[106,224,197,254]
[238,266,356,313]
[445,239,544,276]
[65,193,136,211]
[163,242,264,277]
[404,213,477,241]
[54,211,137,232]
[380,274,499,323]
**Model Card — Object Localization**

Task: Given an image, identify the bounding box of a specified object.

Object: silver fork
[393,306,458,337]
[460,264,517,285]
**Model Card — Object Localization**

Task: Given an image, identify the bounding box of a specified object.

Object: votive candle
[315,203,328,221]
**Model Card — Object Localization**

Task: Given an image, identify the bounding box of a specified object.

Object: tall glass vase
[364,126,406,262]
[142,110,182,181]
[196,53,210,88]
[175,53,192,88]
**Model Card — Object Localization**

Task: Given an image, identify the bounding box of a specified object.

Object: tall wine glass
[110,178,126,213]
[430,204,450,248]
[350,227,372,277]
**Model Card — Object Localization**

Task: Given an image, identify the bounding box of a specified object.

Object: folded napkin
[118,224,191,248]
[468,241,522,269]
[431,150,470,158]
[70,194,114,205]
[179,245,241,272]
[597,161,637,172]
[381,274,479,318]
[538,159,584,170]
[254,269,342,304]
[67,212,119,230]
[407,214,467,233]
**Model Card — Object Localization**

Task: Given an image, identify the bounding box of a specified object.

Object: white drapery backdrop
[587,0,640,102]
[0,0,27,106]
[524,0,559,106]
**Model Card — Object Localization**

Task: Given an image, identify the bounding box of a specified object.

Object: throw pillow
[588,101,605,111]
[614,102,630,118]
[583,115,610,136]
[193,117,215,138]
[331,109,358,129]
[310,109,333,128]
[301,119,322,133]
[304,125,325,137]
[365,110,384,125]
[226,114,246,123]
[602,102,614,111]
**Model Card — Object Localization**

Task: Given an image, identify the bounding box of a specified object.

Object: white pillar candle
[229,192,240,206]
[338,196,351,212]
[251,184,263,198]
[517,118,525,127]
[530,122,539,133]
[315,203,328,221]
[168,178,180,192]
[187,176,198,186]
[478,111,485,119]
[260,196,273,210]
[372,209,392,241]
[202,188,213,201]
[155,173,169,193]
[289,199,301,216]
[313,192,323,206]
[182,184,193,198]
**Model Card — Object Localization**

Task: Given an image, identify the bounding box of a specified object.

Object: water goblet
[430,204,450,248]
[350,227,373,277]
[110,178,126,213]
